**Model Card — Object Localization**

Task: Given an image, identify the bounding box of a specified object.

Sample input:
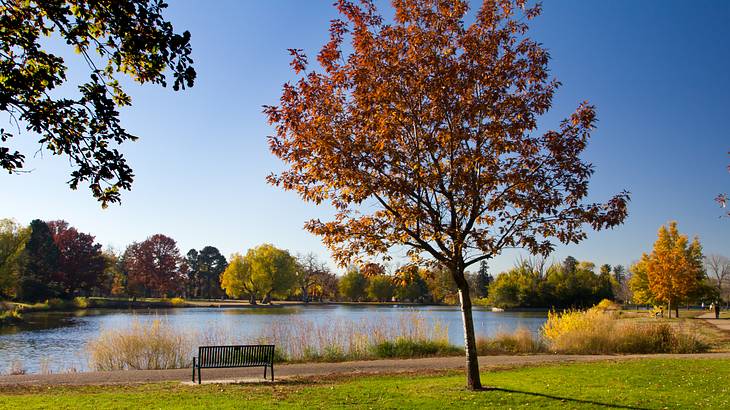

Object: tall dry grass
[87,312,456,370]
[477,327,545,355]
[254,312,454,361]
[88,319,197,370]
[542,307,708,354]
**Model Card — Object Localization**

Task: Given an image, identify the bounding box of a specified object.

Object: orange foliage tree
[265,0,629,389]
[641,221,704,318]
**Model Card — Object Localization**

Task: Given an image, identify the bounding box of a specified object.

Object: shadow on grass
[489,388,649,410]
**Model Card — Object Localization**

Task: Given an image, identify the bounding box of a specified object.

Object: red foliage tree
[47,220,105,296]
[123,234,186,297]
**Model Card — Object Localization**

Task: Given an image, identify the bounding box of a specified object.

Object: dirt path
[2,353,729,387]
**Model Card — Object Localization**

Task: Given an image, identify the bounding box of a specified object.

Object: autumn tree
[219,244,297,304]
[0,219,30,298]
[368,274,395,302]
[265,0,628,388]
[123,234,186,298]
[0,0,196,206]
[47,220,105,297]
[641,222,704,318]
[220,253,255,303]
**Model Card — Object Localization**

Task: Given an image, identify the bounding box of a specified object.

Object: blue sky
[2,0,728,275]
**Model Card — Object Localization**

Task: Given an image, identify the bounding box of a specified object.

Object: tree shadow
[487,387,650,410]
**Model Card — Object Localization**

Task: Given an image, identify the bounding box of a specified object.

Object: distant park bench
[192,345,275,384]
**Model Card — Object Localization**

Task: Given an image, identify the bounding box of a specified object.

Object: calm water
[0,305,546,374]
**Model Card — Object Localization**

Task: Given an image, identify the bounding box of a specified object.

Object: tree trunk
[262,291,272,305]
[301,286,309,303]
[667,301,671,318]
[715,302,721,319]
[249,293,257,305]
[454,268,482,390]
[675,306,679,319]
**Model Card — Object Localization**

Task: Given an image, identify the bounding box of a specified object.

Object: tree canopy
[0,0,195,205]
[265,0,628,389]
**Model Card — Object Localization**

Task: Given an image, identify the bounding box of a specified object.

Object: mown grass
[1,358,729,409]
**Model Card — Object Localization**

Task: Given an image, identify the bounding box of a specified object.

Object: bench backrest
[197,345,275,368]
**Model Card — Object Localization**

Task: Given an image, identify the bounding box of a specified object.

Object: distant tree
[47,220,105,297]
[393,265,430,302]
[422,265,458,304]
[472,261,493,299]
[220,244,296,304]
[123,234,186,298]
[716,152,729,217]
[18,220,61,301]
[367,275,395,302]
[294,253,327,303]
[102,248,127,297]
[338,268,368,302]
[642,222,704,318]
[704,254,730,318]
[220,253,256,304]
[562,256,579,275]
[611,264,631,303]
[186,246,227,299]
[0,0,196,206]
[628,260,654,306]
[0,219,30,299]
[265,0,629,389]
[612,265,626,284]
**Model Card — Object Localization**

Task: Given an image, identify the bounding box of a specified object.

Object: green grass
[2,358,729,409]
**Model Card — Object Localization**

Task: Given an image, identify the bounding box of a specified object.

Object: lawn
[1,358,728,409]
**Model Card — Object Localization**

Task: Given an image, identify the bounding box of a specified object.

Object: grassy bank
[1,358,728,409]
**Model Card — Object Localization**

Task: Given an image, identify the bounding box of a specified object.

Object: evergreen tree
[18,220,61,301]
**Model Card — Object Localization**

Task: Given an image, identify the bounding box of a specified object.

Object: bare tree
[705,254,730,318]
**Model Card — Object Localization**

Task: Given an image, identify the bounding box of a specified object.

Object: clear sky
[2,0,728,275]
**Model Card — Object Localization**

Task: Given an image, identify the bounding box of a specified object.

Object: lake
[0,304,546,374]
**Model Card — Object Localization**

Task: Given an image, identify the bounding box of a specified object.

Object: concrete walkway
[2,353,730,387]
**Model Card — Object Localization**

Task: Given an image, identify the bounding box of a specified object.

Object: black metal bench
[192,344,275,384]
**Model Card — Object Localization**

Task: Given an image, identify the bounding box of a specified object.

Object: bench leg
[264,365,267,380]
[270,364,274,382]
[198,365,202,384]
[192,358,196,383]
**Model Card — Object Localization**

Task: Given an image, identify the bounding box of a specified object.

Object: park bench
[192,344,275,384]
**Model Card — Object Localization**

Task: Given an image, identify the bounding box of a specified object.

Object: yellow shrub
[169,297,186,307]
[73,296,90,309]
[541,304,707,354]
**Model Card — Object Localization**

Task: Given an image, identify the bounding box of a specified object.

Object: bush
[594,299,621,311]
[73,296,90,309]
[45,298,68,310]
[541,306,708,354]
[372,339,462,359]
[169,297,186,307]
[0,308,23,326]
[477,327,545,355]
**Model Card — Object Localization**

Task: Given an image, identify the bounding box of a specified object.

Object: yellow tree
[265,0,629,389]
[642,222,703,318]
[220,253,256,304]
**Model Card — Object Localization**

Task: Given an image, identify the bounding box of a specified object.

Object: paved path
[2,353,730,387]
[698,312,730,332]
